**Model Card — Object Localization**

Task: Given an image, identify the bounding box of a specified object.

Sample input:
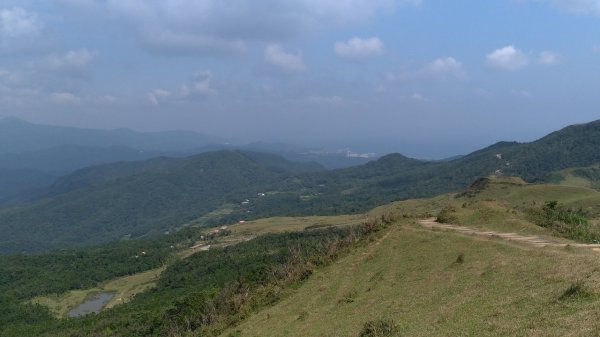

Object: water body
[67,292,114,317]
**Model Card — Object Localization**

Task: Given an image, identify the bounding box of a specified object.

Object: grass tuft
[359,319,398,337]
[455,253,465,264]
[559,280,592,301]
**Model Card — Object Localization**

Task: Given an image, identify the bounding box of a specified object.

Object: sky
[1,0,600,158]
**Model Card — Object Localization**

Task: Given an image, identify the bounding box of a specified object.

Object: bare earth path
[418,218,600,249]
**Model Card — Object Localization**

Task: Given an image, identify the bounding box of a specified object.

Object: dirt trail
[418,218,600,250]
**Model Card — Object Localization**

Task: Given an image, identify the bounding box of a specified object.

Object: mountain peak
[0,116,30,125]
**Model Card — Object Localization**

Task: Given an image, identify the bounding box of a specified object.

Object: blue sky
[1,0,600,158]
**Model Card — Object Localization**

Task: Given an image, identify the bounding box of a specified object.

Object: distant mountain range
[0,117,224,154]
[0,118,377,200]
[2,119,600,253]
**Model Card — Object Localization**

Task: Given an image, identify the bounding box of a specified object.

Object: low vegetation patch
[455,253,465,264]
[436,206,458,224]
[359,319,399,337]
[559,280,593,301]
[528,201,599,242]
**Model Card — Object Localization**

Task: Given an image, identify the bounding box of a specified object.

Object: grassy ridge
[224,221,600,337]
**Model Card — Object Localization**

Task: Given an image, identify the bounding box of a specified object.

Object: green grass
[218,178,600,336]
[554,169,593,189]
[30,266,165,317]
[221,223,600,337]
[228,215,366,236]
[189,204,237,226]
[23,177,600,336]
[394,177,600,238]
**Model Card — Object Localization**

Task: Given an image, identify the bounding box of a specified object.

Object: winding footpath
[418,218,600,250]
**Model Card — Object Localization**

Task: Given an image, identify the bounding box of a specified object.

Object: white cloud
[0,7,42,38]
[412,93,427,102]
[265,44,306,72]
[147,89,171,105]
[425,57,465,79]
[536,51,561,65]
[45,49,97,69]
[0,7,45,54]
[95,95,117,104]
[0,68,18,82]
[60,0,410,56]
[39,49,98,77]
[334,37,384,60]
[486,45,529,70]
[147,71,218,105]
[512,89,532,98]
[49,92,80,104]
[180,71,218,97]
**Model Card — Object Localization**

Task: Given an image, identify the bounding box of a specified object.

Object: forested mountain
[0,119,369,200]
[0,151,324,253]
[0,117,222,154]
[2,120,600,253]
[0,118,225,201]
[0,168,58,201]
[0,145,169,174]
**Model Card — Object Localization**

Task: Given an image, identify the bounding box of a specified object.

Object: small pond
[67,292,114,317]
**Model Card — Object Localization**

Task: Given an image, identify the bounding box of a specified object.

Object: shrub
[436,206,458,224]
[528,201,597,243]
[455,253,464,264]
[559,280,592,301]
[359,319,398,337]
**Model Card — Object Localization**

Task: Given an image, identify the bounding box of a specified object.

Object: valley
[3,120,600,336]
[4,120,600,254]
[2,3,598,336]
[5,169,600,336]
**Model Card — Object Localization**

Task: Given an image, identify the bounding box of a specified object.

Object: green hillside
[4,178,600,336]
[0,151,324,253]
[223,178,600,336]
[0,168,58,201]
[224,222,600,337]
[4,120,600,253]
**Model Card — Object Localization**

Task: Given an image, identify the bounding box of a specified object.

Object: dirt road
[418,218,600,249]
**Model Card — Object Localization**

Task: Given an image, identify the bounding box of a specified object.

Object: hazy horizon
[2,1,600,158]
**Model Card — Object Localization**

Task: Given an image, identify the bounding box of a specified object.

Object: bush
[436,206,458,224]
[559,280,592,301]
[528,201,597,243]
[455,253,464,264]
[359,319,398,337]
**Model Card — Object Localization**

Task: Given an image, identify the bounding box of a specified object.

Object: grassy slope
[19,178,600,335]
[223,222,600,337]
[228,215,366,236]
[221,179,600,336]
